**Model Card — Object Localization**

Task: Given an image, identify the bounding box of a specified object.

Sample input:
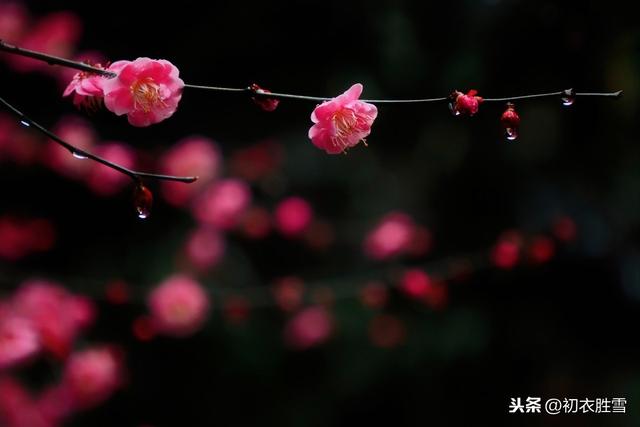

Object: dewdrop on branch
[561,88,575,106]
[500,102,520,141]
[133,183,153,219]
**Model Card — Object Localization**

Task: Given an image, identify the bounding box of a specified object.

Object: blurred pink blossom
[399,269,448,309]
[184,226,225,270]
[0,2,29,44]
[309,83,377,154]
[272,277,304,312]
[12,280,96,359]
[0,377,51,427]
[0,313,40,370]
[283,306,333,350]
[240,206,272,239]
[148,275,210,337]
[102,58,184,127]
[8,12,82,73]
[0,216,56,261]
[86,142,136,196]
[230,140,283,182]
[62,347,123,410]
[274,196,313,237]
[363,212,415,260]
[193,179,251,230]
[491,230,523,269]
[160,136,221,206]
[44,116,97,179]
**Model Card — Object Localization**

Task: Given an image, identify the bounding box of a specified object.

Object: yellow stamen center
[131,77,165,112]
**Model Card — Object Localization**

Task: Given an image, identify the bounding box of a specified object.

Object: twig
[0,95,198,184]
[1,40,622,104]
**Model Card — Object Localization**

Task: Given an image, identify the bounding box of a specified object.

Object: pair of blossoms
[64,57,378,154]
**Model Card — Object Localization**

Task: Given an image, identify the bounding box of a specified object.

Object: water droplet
[72,151,88,160]
[19,120,30,127]
[561,88,575,106]
[133,184,153,219]
[505,127,518,141]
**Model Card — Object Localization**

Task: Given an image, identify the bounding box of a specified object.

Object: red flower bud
[250,83,280,112]
[449,89,483,116]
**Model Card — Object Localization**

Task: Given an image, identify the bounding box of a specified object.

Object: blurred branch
[0,95,198,184]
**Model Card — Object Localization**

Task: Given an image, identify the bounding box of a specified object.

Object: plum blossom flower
[62,64,108,111]
[309,83,378,154]
[102,58,184,127]
[148,275,209,337]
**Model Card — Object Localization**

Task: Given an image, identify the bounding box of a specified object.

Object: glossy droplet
[561,88,575,106]
[72,150,88,160]
[19,120,30,127]
[505,127,518,141]
[133,184,153,219]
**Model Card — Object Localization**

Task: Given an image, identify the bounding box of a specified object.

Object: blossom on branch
[102,58,184,127]
[62,64,107,111]
[308,83,378,154]
[449,89,483,116]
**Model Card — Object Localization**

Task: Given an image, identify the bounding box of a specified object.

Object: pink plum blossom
[193,179,251,230]
[363,212,415,260]
[62,347,122,410]
[308,83,378,154]
[283,306,333,350]
[102,58,184,127]
[148,275,209,337]
[274,197,313,237]
[86,142,136,196]
[160,136,221,206]
[62,64,108,111]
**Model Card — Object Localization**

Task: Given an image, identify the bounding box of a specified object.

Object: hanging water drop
[19,120,30,127]
[561,88,575,106]
[133,183,153,219]
[500,102,521,142]
[505,128,518,141]
[72,150,88,160]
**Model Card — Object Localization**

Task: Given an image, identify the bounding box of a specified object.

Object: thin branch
[0,40,116,77]
[0,95,198,184]
[1,41,623,104]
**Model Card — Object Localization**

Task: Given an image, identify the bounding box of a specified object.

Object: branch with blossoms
[0,39,623,215]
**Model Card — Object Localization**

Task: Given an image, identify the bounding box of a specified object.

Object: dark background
[1,0,639,426]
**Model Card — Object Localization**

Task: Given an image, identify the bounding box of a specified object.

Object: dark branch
[0,95,198,184]
[0,39,116,77]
